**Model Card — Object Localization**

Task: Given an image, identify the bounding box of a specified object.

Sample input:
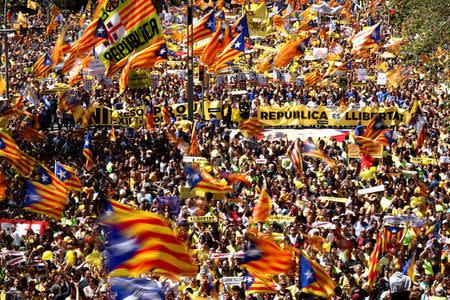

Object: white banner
[357,185,385,195]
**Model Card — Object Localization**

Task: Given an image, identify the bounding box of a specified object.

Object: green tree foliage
[388,0,449,63]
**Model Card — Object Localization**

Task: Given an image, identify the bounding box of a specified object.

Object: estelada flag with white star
[212,33,245,71]
[55,163,82,191]
[38,165,68,195]
[32,53,52,78]
[240,235,292,280]
[298,251,336,299]
[24,180,68,220]
[83,132,93,172]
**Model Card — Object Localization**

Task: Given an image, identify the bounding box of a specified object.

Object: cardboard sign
[347,143,383,158]
[227,74,237,85]
[216,75,226,87]
[226,198,245,203]
[222,277,244,286]
[377,72,387,85]
[187,216,218,223]
[248,71,258,83]
[357,185,385,195]
[267,215,295,222]
[257,74,266,86]
[83,79,93,91]
[128,70,152,89]
[150,74,159,86]
[210,252,245,259]
[318,196,349,203]
[183,157,208,163]
[357,68,368,81]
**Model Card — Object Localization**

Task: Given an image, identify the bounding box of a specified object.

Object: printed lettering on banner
[86,57,106,76]
[187,216,218,223]
[267,215,295,222]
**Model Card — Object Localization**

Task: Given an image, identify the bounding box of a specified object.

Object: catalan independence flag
[402,251,416,282]
[0,131,37,177]
[351,23,380,57]
[103,209,197,277]
[231,14,250,38]
[162,98,171,125]
[212,33,245,71]
[189,122,200,156]
[110,123,117,142]
[0,131,23,160]
[298,251,336,298]
[185,165,233,194]
[145,102,154,131]
[250,188,272,224]
[24,180,68,220]
[101,199,133,218]
[368,233,383,287]
[362,115,387,140]
[239,117,264,139]
[32,53,52,78]
[240,236,292,279]
[302,142,335,167]
[55,163,82,191]
[383,225,405,247]
[125,38,166,71]
[38,165,68,195]
[305,70,321,86]
[287,139,303,176]
[245,271,277,294]
[83,132,93,172]
[189,10,216,44]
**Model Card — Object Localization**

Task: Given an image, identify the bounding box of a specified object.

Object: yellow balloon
[112,111,119,118]
[204,165,212,172]
[66,250,75,266]
[42,250,53,260]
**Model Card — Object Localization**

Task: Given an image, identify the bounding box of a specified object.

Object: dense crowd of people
[0,0,448,299]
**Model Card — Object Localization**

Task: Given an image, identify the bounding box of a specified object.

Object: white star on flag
[305,270,314,279]
[57,170,67,180]
[234,42,241,49]
[206,21,213,28]
[41,174,49,183]
[236,25,243,32]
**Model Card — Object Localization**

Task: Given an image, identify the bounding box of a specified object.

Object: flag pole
[3,0,9,101]
[187,0,194,121]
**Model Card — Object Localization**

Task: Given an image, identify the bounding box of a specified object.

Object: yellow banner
[267,215,295,222]
[128,70,152,89]
[318,196,349,203]
[411,157,438,165]
[256,105,407,127]
[188,216,218,223]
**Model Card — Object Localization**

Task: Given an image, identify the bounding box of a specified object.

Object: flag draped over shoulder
[110,277,165,300]
[298,251,336,298]
[240,235,292,278]
[103,209,197,277]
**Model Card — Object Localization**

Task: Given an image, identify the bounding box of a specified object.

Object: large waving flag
[102,199,133,218]
[273,36,309,68]
[0,131,37,177]
[189,10,216,44]
[240,236,292,278]
[125,38,166,70]
[362,115,387,140]
[231,14,250,38]
[69,18,106,63]
[212,33,245,71]
[184,165,233,194]
[298,251,336,298]
[351,23,380,57]
[94,0,163,67]
[52,28,71,67]
[383,225,405,246]
[245,271,277,294]
[83,132,93,171]
[24,180,68,220]
[103,209,197,277]
[55,163,82,191]
[38,165,68,195]
[32,53,52,78]
[250,188,272,224]
[305,70,321,86]
[200,22,223,67]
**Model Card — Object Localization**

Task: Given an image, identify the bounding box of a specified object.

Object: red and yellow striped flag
[305,70,321,86]
[104,209,197,277]
[32,53,52,78]
[239,117,264,139]
[250,188,272,224]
